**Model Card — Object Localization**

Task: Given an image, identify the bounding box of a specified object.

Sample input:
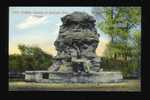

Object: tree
[18,45,53,70]
[9,45,53,72]
[92,7,141,77]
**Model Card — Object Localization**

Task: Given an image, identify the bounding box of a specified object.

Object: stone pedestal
[25,71,123,83]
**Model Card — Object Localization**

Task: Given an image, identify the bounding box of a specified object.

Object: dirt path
[9,79,141,91]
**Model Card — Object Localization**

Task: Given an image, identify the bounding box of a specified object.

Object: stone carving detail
[49,12,101,74]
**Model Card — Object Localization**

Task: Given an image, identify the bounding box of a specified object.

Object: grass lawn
[9,79,141,91]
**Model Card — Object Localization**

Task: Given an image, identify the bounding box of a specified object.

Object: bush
[101,57,140,78]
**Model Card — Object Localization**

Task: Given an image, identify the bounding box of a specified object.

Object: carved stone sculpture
[49,12,101,74]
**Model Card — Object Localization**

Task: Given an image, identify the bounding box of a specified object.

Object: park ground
[9,79,140,91]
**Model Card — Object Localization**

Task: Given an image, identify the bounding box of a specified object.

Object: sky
[9,7,111,56]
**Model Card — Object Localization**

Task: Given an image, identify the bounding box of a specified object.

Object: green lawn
[9,79,140,91]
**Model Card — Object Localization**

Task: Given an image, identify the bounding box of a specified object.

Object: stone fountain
[25,12,123,83]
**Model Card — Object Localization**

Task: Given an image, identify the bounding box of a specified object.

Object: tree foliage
[9,45,53,72]
[9,54,24,72]
[92,7,141,77]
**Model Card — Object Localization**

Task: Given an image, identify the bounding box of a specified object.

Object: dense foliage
[92,7,141,78]
[9,45,53,72]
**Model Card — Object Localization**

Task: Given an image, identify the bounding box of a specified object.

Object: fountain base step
[24,71,123,83]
